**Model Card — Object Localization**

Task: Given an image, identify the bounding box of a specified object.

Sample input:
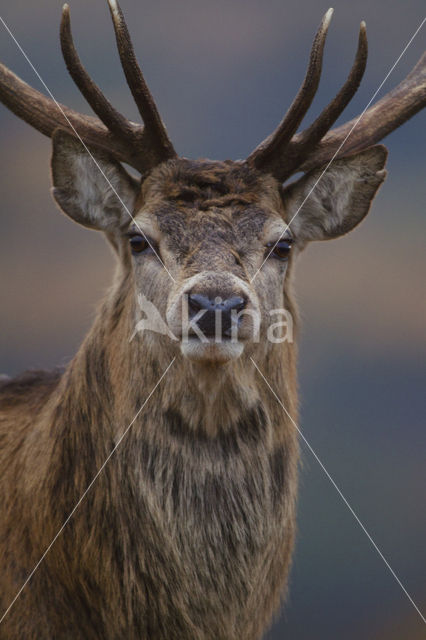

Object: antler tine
[275,20,368,181]
[299,51,426,172]
[106,0,176,162]
[60,3,138,141]
[247,8,334,173]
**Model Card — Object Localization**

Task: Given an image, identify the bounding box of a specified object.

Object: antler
[247,9,426,181]
[1,4,424,180]
[0,0,176,176]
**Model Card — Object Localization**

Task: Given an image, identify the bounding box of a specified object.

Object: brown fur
[0,145,387,639]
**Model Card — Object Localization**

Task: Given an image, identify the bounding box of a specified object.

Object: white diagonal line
[0,356,176,625]
[0,15,176,283]
[250,15,426,282]
[250,356,426,625]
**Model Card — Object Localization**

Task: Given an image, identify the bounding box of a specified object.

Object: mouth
[180,335,245,363]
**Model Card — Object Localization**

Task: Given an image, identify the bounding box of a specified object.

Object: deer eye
[129,234,154,255]
[266,238,293,261]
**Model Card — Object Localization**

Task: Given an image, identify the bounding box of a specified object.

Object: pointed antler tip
[359,21,367,46]
[60,5,71,33]
[107,0,120,16]
[60,5,71,35]
[321,8,334,31]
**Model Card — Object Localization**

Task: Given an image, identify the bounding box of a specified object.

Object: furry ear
[51,129,139,231]
[282,145,388,244]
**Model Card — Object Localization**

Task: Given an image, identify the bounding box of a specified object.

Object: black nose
[187,293,247,338]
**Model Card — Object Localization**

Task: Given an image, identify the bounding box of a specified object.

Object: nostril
[188,294,200,313]
[235,297,247,312]
[188,293,209,313]
[223,296,247,313]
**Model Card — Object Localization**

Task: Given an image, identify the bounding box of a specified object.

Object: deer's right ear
[51,129,139,231]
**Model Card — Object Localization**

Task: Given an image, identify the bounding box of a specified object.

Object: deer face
[130,159,292,363]
[51,131,387,365]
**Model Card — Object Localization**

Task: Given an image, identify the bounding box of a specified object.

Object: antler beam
[0,62,123,149]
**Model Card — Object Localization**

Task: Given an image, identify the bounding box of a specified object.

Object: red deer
[0,2,425,638]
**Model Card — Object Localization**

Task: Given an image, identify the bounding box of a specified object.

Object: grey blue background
[0,1,425,637]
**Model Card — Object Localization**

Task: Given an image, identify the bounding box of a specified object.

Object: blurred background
[0,0,425,637]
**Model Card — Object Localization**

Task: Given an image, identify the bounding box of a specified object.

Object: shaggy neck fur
[1,263,300,640]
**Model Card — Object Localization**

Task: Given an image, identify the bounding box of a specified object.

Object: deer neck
[53,267,299,458]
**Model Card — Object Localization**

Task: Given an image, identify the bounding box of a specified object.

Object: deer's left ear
[282,145,387,243]
[51,128,139,231]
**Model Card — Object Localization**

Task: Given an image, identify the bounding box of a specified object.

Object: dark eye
[267,238,293,261]
[129,234,152,255]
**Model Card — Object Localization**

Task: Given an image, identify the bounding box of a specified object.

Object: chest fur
[112,405,294,638]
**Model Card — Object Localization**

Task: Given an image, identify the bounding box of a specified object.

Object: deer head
[1,1,425,366]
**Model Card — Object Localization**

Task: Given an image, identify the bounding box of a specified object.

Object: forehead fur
[139,158,280,208]
[134,159,285,250]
